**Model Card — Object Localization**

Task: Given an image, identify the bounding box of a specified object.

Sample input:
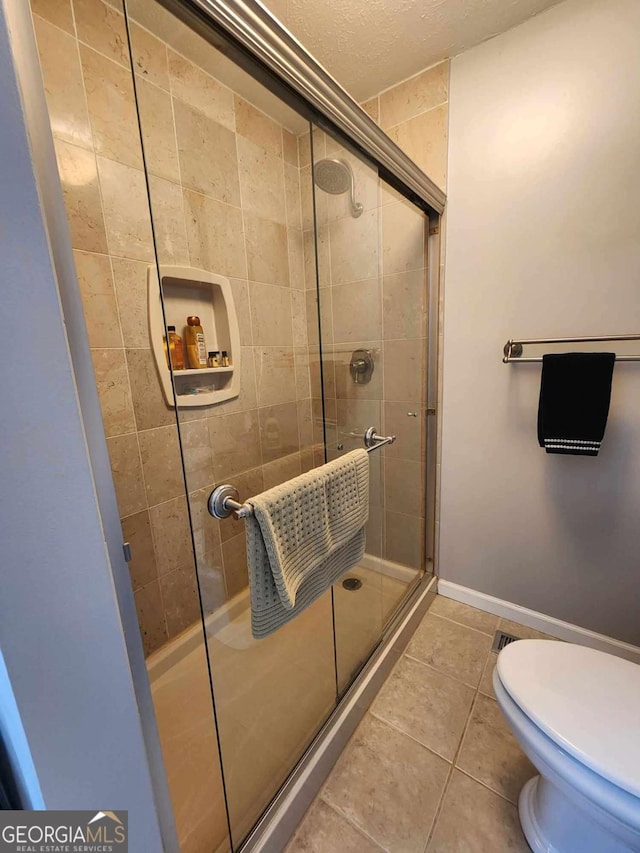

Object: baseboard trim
[437,579,640,664]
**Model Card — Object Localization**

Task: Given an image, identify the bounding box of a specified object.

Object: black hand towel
[537,352,615,456]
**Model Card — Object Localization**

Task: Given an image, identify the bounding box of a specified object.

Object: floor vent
[342,577,363,591]
[492,630,520,653]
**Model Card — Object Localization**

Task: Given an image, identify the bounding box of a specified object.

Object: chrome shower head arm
[350,191,364,218]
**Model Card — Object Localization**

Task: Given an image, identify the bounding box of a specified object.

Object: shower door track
[159,0,446,216]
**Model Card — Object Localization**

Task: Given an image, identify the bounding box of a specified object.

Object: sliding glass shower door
[122,1,431,841]
[310,126,430,691]
[122,3,343,846]
[31,0,433,846]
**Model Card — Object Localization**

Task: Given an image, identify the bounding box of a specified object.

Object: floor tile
[406,613,493,687]
[427,770,530,852]
[322,714,449,853]
[286,799,383,852]
[498,617,558,642]
[456,693,536,804]
[287,603,545,852]
[372,655,475,761]
[429,596,499,636]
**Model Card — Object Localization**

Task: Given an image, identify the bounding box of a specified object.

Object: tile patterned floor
[286,594,559,852]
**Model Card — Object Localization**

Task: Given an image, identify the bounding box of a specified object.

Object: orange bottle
[165,326,185,370]
[185,316,208,369]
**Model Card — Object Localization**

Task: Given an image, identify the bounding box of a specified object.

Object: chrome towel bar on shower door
[503,333,640,363]
[207,427,396,519]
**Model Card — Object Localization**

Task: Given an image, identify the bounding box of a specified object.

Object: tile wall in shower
[360,60,449,565]
[31,0,320,656]
[307,127,430,570]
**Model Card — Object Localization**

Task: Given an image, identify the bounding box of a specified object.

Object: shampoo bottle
[186,316,208,369]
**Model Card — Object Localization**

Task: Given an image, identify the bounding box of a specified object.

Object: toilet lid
[497,640,640,798]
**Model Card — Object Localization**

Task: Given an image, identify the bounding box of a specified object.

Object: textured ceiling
[261,0,564,101]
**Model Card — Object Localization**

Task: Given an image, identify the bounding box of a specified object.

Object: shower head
[314,158,364,218]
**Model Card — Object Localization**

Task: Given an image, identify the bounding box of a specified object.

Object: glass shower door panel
[310,127,388,691]
[377,178,430,619]
[29,0,233,849]
[311,128,429,692]
[125,3,338,847]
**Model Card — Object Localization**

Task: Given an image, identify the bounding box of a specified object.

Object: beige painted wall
[441,0,640,644]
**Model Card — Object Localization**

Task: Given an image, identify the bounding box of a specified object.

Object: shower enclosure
[26,0,442,848]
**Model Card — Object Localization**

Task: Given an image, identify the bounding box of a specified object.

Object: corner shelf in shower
[148,265,241,409]
[178,366,234,376]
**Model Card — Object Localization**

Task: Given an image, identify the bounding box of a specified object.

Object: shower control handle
[349,349,374,385]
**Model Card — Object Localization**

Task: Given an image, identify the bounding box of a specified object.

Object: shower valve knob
[349,349,374,385]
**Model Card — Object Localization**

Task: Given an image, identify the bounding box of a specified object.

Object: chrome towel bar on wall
[207,427,396,519]
[503,334,640,363]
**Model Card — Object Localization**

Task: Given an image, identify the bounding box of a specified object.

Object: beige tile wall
[364,60,449,191]
[31,0,318,657]
[360,61,450,568]
[34,0,449,652]
[306,125,430,570]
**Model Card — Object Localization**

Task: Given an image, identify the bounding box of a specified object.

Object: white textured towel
[245,449,369,638]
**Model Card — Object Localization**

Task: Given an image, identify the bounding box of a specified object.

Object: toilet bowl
[494,640,640,853]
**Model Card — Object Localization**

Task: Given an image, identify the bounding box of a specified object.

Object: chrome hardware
[363,426,396,451]
[503,340,523,361]
[503,334,640,363]
[349,348,374,384]
[122,542,132,562]
[407,411,418,417]
[207,484,252,520]
[209,426,397,520]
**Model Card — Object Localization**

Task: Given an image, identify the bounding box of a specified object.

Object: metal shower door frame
[157,0,445,217]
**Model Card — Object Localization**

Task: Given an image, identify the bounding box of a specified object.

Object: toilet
[493,640,640,853]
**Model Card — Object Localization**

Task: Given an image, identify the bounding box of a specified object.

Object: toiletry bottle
[166,326,185,370]
[207,352,217,368]
[221,350,230,367]
[211,351,220,367]
[186,316,208,369]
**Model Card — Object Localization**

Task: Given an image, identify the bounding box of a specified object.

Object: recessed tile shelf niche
[148,265,241,409]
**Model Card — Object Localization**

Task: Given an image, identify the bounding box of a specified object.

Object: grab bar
[208,426,395,519]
